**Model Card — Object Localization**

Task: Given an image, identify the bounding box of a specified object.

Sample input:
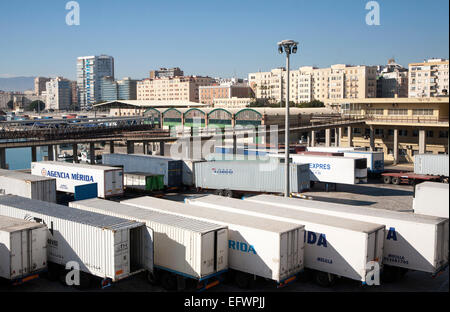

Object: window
[366,108,384,115]
[388,109,408,116]
[426,130,434,138]
[399,149,407,156]
[388,129,394,136]
[439,130,449,138]
[375,129,384,136]
[399,130,408,137]
[412,130,419,137]
[412,109,433,116]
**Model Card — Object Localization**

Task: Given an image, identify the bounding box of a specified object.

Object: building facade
[45,77,72,111]
[137,76,215,102]
[77,55,115,109]
[149,67,184,79]
[408,59,449,98]
[34,77,51,96]
[376,59,409,98]
[212,97,253,108]
[249,64,377,107]
[199,83,253,105]
[101,77,137,102]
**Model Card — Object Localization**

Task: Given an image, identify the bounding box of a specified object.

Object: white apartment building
[77,55,114,109]
[248,64,377,107]
[137,76,215,102]
[45,77,72,111]
[408,58,449,98]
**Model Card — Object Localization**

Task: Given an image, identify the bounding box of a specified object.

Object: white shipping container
[0,215,48,281]
[181,159,202,187]
[121,196,305,284]
[69,198,228,281]
[30,161,123,198]
[246,195,449,275]
[270,154,367,184]
[413,182,449,218]
[0,195,152,283]
[343,151,384,174]
[0,169,57,203]
[414,154,449,177]
[185,195,385,283]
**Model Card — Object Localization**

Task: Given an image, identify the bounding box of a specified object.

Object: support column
[311,131,316,147]
[325,129,331,147]
[126,141,134,154]
[419,130,426,154]
[72,144,79,163]
[369,126,375,151]
[0,147,6,169]
[338,127,342,147]
[347,126,353,147]
[232,135,237,154]
[306,133,310,147]
[334,128,339,147]
[109,141,114,154]
[89,142,95,165]
[393,128,399,165]
[31,146,37,162]
[53,145,59,159]
[47,145,54,161]
[159,141,165,156]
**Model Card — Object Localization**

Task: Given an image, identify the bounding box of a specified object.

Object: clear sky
[0,0,448,80]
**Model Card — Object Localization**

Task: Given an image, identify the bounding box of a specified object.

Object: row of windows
[346,128,449,138]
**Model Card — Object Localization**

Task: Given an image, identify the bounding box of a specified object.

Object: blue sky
[0,0,448,80]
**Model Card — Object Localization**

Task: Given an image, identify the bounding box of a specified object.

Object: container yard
[184,195,385,286]
[30,161,124,198]
[0,215,48,284]
[69,198,228,291]
[0,169,57,203]
[120,196,305,288]
[0,195,152,287]
[413,182,449,218]
[244,194,449,278]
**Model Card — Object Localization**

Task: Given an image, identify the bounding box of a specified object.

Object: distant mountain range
[0,77,35,92]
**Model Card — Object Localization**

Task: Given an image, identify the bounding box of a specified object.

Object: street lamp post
[278,39,298,197]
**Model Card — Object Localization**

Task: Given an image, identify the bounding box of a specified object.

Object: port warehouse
[0,195,152,286]
[70,198,304,286]
[0,215,47,283]
[243,195,449,276]
[93,97,449,163]
[123,196,385,285]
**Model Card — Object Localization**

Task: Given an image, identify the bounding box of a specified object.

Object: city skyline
[0,0,448,80]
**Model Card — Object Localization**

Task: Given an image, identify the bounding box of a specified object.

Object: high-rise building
[45,77,72,111]
[376,59,409,98]
[77,55,114,109]
[70,81,79,110]
[101,77,137,101]
[248,64,378,108]
[137,76,215,102]
[34,77,51,95]
[408,58,449,98]
[149,67,184,79]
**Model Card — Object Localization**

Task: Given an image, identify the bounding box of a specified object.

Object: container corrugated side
[69,198,227,280]
[0,195,148,282]
[185,195,385,283]
[414,154,449,176]
[246,194,449,274]
[121,196,305,283]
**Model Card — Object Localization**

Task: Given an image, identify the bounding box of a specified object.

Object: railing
[363,115,449,124]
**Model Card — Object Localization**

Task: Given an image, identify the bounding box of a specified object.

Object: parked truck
[120,196,305,288]
[69,198,228,291]
[0,195,153,288]
[245,195,449,281]
[185,195,385,287]
[0,215,48,285]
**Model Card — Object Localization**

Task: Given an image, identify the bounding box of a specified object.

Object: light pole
[278,39,298,197]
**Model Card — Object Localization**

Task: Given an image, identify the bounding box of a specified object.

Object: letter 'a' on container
[0,215,48,282]
[185,195,386,284]
[0,195,152,283]
[245,194,449,275]
[120,196,305,284]
[30,161,123,198]
[0,168,57,203]
[69,198,228,281]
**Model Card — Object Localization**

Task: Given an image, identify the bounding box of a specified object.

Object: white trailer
[0,215,48,284]
[0,195,152,288]
[31,161,123,198]
[184,195,385,286]
[270,154,367,185]
[0,169,57,203]
[413,182,449,218]
[69,198,228,291]
[245,195,449,278]
[343,151,385,175]
[121,196,305,288]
